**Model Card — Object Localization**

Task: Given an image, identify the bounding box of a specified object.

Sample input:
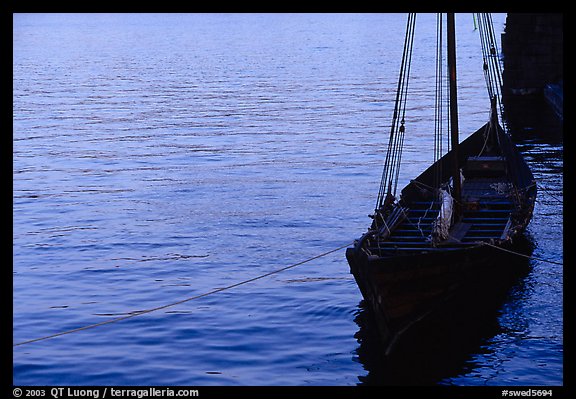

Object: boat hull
[346,240,529,354]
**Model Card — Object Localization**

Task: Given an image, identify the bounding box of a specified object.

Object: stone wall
[501,13,563,96]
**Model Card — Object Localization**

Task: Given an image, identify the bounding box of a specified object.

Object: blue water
[13,13,563,386]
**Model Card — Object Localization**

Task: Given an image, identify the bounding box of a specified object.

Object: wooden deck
[368,177,514,257]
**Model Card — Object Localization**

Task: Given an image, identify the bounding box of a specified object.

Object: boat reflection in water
[354,235,534,385]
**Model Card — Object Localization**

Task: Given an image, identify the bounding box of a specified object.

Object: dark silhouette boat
[346,13,536,355]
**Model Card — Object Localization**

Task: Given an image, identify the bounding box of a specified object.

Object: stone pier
[501,13,563,119]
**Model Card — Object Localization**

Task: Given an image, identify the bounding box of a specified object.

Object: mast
[447,13,462,213]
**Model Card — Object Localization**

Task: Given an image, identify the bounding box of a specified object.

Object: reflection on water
[355,237,534,386]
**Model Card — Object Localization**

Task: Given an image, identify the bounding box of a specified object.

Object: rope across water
[14,234,561,348]
[14,242,353,347]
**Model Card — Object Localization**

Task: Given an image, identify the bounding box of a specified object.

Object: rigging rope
[433,12,444,191]
[476,13,505,127]
[432,13,452,192]
[377,13,416,209]
[14,242,353,347]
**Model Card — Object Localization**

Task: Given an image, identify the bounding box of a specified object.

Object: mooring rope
[536,182,563,204]
[14,241,354,347]
[15,234,562,348]
[482,241,563,266]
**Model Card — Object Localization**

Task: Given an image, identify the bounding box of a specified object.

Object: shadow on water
[504,94,563,141]
[354,235,535,386]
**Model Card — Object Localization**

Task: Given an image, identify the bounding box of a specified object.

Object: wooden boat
[346,13,536,355]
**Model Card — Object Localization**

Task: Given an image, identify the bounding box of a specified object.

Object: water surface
[13,13,562,386]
